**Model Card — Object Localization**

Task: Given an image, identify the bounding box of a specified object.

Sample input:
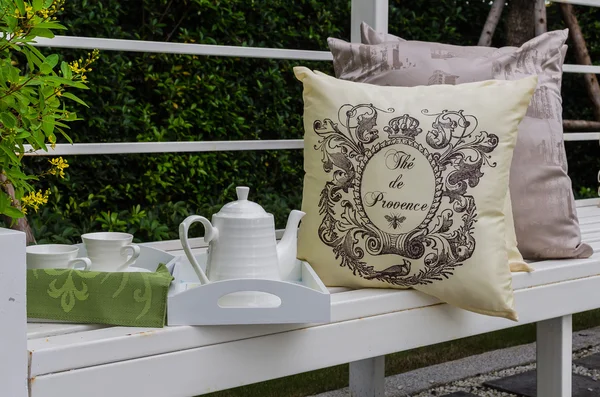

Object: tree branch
[534,0,547,35]
[560,3,600,121]
[563,119,600,131]
[478,0,505,46]
[0,173,36,245]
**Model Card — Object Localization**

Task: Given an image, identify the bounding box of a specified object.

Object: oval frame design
[352,137,443,237]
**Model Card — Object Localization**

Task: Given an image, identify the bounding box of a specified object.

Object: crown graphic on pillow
[384,114,423,139]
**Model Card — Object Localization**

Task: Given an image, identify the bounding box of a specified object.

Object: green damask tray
[27,245,177,328]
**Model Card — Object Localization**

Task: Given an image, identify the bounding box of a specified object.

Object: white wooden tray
[167,252,331,325]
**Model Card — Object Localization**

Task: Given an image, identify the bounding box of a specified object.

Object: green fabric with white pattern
[27,264,173,328]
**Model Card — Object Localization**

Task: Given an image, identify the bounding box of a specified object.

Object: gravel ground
[311,326,600,397]
[386,327,600,396]
[574,344,600,360]
[408,364,536,397]
[408,347,600,396]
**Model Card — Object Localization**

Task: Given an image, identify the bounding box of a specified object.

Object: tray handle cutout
[217,291,282,309]
[168,275,330,325]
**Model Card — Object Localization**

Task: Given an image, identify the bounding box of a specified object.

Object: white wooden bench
[0,198,591,397]
[2,1,600,396]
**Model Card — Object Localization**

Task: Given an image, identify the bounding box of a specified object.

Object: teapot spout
[277,209,306,281]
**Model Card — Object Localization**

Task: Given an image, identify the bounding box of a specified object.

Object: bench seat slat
[581,231,600,243]
[577,223,600,234]
[575,215,600,225]
[26,323,106,340]
[576,198,600,207]
[574,204,600,218]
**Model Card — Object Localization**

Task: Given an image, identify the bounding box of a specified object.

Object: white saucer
[123,266,152,273]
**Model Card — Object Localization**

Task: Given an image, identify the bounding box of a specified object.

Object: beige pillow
[328,34,529,272]
[294,66,537,320]
[345,24,593,261]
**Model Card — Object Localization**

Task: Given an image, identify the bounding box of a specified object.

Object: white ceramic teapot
[179,186,306,290]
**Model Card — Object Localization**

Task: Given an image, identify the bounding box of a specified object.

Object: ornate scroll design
[314,104,498,287]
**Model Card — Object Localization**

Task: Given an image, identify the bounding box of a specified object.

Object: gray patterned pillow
[327,24,592,260]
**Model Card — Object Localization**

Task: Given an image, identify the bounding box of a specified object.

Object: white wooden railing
[16,0,598,251]
[1,1,599,396]
[18,0,600,260]
[17,1,599,160]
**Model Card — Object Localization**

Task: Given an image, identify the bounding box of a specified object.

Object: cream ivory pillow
[294,66,537,320]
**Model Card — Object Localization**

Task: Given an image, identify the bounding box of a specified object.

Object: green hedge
[15,0,600,244]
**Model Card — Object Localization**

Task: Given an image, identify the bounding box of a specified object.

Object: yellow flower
[32,0,66,21]
[49,157,69,178]
[21,189,50,213]
[68,60,86,74]
[68,49,100,80]
[48,135,56,149]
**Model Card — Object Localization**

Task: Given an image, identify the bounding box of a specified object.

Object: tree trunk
[560,3,600,121]
[563,119,600,131]
[478,0,505,46]
[534,0,547,36]
[0,173,36,245]
[505,0,535,47]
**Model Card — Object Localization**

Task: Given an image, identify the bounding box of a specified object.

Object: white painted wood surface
[24,202,600,396]
[31,35,333,60]
[351,0,389,43]
[563,132,600,141]
[19,131,599,157]
[537,315,573,397]
[27,323,105,339]
[0,228,27,397]
[551,0,600,8]
[563,65,600,75]
[349,357,385,397]
[23,139,304,156]
[28,273,600,397]
[575,197,600,207]
[167,262,331,325]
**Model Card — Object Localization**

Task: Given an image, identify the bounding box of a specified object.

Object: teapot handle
[179,215,218,285]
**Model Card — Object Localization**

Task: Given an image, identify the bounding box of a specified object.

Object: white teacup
[81,232,141,272]
[26,244,92,270]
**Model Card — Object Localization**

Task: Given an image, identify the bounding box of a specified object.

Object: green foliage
[12,0,600,244]
[20,0,349,243]
[0,0,96,221]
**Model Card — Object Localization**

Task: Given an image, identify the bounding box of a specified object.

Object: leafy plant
[0,0,97,222]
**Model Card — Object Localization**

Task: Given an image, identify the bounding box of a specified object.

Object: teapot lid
[215,186,268,218]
